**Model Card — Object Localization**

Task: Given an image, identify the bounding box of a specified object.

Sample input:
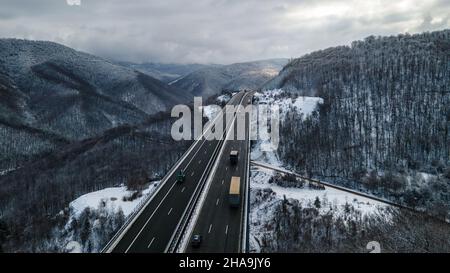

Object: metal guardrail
[101,138,199,253]
[102,93,242,253]
[240,93,253,253]
[250,160,450,224]
[167,136,225,252]
[172,92,249,253]
[250,161,409,208]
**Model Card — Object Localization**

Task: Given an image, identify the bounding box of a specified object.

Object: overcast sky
[0,0,449,64]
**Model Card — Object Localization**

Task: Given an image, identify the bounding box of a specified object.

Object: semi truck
[230,150,239,165]
[229,176,241,208]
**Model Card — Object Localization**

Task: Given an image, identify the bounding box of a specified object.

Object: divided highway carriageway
[103,91,253,253]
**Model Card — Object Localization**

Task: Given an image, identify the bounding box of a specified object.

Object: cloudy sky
[0,0,449,64]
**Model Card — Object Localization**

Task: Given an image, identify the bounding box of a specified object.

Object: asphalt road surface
[185,92,253,253]
[109,91,247,253]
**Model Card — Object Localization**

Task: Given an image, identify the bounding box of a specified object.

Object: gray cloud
[0,0,449,64]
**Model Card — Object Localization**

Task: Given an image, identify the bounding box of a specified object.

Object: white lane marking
[204,150,207,154]
[181,108,225,172]
[168,208,173,215]
[191,171,195,177]
[124,180,178,253]
[147,237,155,248]
[222,180,224,185]
[182,138,208,172]
[216,198,220,206]
[123,94,241,253]
[198,160,202,164]
[178,93,246,252]
[225,225,229,235]
[208,224,213,234]
[226,167,228,171]
[181,187,186,193]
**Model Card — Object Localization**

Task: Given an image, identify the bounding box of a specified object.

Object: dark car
[176,170,186,183]
[191,234,202,248]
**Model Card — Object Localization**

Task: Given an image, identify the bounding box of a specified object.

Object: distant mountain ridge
[118,61,219,83]
[0,39,190,140]
[171,58,288,98]
[0,39,191,172]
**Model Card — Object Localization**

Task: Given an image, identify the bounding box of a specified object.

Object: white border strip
[103,97,232,253]
[240,92,253,253]
[179,92,248,252]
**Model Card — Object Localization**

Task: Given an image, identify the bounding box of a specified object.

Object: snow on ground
[201,105,221,121]
[65,241,82,253]
[251,89,323,167]
[0,167,17,176]
[249,89,387,252]
[250,142,282,167]
[249,186,278,253]
[249,166,388,252]
[255,89,323,119]
[216,94,231,104]
[70,181,160,218]
[291,96,324,119]
[251,166,385,215]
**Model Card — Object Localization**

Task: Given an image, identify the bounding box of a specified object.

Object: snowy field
[253,89,324,119]
[249,167,388,253]
[62,181,160,253]
[251,166,385,215]
[201,105,222,121]
[69,182,160,218]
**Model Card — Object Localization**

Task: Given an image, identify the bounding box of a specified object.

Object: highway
[184,92,253,253]
[105,91,249,253]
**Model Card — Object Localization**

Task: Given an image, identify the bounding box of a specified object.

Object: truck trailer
[229,176,241,208]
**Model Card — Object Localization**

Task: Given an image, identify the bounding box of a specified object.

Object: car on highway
[230,150,239,165]
[191,234,202,248]
[176,170,186,183]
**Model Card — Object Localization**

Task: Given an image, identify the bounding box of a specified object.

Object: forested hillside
[268,30,450,213]
[0,39,196,252]
[0,111,192,252]
[0,39,191,173]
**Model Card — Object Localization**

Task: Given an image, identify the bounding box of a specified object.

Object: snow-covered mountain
[0,39,193,172]
[262,30,450,219]
[171,59,288,98]
[0,39,190,140]
[118,62,218,83]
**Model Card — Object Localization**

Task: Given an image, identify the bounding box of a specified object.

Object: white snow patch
[419,172,436,182]
[0,167,16,176]
[251,166,385,216]
[291,96,324,119]
[201,105,221,121]
[257,89,323,119]
[250,89,323,166]
[65,241,82,253]
[69,182,159,218]
[216,94,231,104]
